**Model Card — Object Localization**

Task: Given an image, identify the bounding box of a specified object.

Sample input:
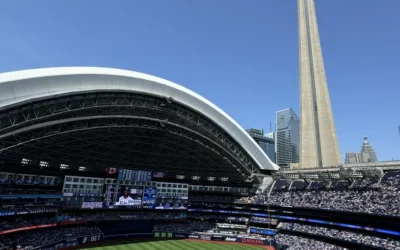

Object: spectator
[275,233,345,250]
[267,171,400,216]
[0,226,102,249]
[278,222,400,250]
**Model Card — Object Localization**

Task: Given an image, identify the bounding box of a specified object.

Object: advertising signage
[32,234,103,250]
[152,232,274,246]
[223,236,273,245]
[250,227,276,236]
[188,208,400,237]
[237,237,269,245]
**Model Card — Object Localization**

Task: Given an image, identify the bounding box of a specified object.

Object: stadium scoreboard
[118,169,152,182]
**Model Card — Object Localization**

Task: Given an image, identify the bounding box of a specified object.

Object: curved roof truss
[0,67,279,180]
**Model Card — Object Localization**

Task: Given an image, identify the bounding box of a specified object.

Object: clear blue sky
[0,0,399,161]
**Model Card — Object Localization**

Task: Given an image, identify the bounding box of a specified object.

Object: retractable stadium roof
[0,67,279,182]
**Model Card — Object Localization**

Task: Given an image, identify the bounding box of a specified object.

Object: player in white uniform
[118,189,134,205]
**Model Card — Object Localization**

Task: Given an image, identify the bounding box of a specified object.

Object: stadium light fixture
[176,175,185,180]
[39,161,49,168]
[21,158,31,165]
[220,177,229,182]
[207,177,216,181]
[191,176,201,181]
[79,166,87,171]
[60,164,69,170]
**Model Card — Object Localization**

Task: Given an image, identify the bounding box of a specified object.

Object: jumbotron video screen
[105,185,143,208]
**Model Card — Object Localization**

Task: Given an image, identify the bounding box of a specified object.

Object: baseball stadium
[0,67,399,250]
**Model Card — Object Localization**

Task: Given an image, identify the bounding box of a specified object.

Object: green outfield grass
[83,240,266,250]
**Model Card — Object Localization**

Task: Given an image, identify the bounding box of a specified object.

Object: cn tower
[298,0,341,168]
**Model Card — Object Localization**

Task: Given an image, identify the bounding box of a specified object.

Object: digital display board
[249,227,276,235]
[153,172,164,178]
[104,185,143,208]
[116,186,142,206]
[142,187,157,209]
[117,169,152,182]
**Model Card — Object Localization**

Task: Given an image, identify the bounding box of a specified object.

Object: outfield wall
[32,232,274,250]
[32,234,104,250]
[153,231,275,246]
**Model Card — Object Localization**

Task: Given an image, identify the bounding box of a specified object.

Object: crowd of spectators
[1,199,59,208]
[233,193,267,205]
[61,201,103,210]
[189,195,234,203]
[279,222,400,250]
[248,192,267,205]
[233,197,249,204]
[275,233,345,250]
[153,221,216,233]
[0,215,55,232]
[0,206,58,216]
[187,213,248,222]
[250,217,278,225]
[0,211,188,236]
[0,187,60,195]
[268,171,400,216]
[0,226,102,250]
[226,216,248,223]
[217,223,247,230]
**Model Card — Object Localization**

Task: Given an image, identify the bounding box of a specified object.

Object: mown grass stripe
[82,240,267,250]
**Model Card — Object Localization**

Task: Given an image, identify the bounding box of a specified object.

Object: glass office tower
[276,108,300,168]
[246,128,276,163]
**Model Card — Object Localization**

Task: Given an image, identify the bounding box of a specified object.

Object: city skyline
[0,1,399,161]
[247,124,384,164]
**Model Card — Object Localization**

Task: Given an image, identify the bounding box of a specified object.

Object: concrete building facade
[344,136,378,164]
[344,152,370,165]
[298,0,341,168]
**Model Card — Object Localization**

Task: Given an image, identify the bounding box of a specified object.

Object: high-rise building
[344,152,369,164]
[246,128,276,163]
[360,136,378,163]
[264,132,275,141]
[276,108,300,168]
[344,136,378,164]
[298,0,342,168]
